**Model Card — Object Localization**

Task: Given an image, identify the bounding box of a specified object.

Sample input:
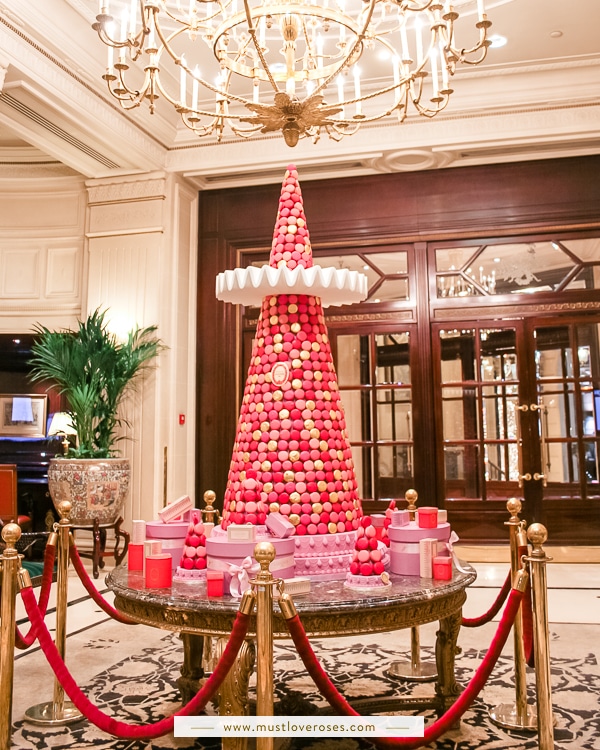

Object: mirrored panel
[376,390,412,441]
[440,329,476,383]
[375,332,410,384]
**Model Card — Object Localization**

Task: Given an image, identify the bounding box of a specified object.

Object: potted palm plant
[29,309,164,525]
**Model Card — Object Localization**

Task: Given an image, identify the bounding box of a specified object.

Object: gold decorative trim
[434,300,600,319]
[114,589,467,639]
[325,310,414,323]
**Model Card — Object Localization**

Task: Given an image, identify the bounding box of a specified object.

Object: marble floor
[8,548,600,746]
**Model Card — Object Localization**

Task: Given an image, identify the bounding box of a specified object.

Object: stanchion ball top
[254,541,276,567]
[506,497,522,515]
[404,489,418,504]
[57,499,72,519]
[1,522,22,545]
[203,490,216,504]
[527,522,548,547]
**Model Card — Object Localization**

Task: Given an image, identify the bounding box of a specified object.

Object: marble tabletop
[106,563,477,637]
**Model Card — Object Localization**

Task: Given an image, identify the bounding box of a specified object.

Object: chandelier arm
[103,65,149,110]
[446,18,491,62]
[310,0,377,99]
[455,44,491,65]
[242,0,280,92]
[401,0,438,12]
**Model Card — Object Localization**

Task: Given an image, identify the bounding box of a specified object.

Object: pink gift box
[389,547,421,576]
[265,512,295,538]
[433,556,453,580]
[390,510,410,528]
[388,521,450,544]
[417,507,438,528]
[145,520,189,539]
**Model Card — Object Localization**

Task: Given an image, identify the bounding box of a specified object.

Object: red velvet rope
[285,586,524,749]
[20,584,250,739]
[69,543,137,625]
[461,569,512,628]
[518,545,535,668]
[14,542,57,650]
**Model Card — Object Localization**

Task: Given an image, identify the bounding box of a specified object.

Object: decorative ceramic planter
[47,458,130,526]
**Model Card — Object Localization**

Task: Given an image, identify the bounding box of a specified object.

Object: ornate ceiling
[0,0,598,189]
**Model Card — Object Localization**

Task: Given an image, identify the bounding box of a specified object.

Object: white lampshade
[47,412,77,437]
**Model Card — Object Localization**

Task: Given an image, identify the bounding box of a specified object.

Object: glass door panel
[533,323,600,503]
[437,325,520,502]
[434,318,600,540]
[333,329,414,503]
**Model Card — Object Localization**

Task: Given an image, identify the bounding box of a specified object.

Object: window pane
[350,445,372,500]
[368,278,409,302]
[336,334,370,386]
[375,332,410,384]
[584,442,599,483]
[341,389,371,442]
[442,387,480,440]
[444,445,480,486]
[435,240,593,297]
[316,254,380,289]
[376,390,412,440]
[440,329,476,383]
[378,444,413,479]
[482,386,519,440]
[436,246,477,272]
[538,387,577,438]
[368,251,408,275]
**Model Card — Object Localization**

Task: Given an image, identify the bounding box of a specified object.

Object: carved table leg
[112,516,130,566]
[216,636,256,750]
[434,608,463,716]
[177,633,206,704]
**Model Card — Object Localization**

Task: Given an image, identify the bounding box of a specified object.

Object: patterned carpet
[11,622,600,750]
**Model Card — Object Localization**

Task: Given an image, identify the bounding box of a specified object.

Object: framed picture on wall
[0,394,48,438]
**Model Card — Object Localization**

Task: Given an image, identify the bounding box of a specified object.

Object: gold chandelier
[93,0,493,147]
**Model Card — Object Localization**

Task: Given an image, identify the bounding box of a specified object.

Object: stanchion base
[489,702,537,731]
[385,660,438,682]
[25,700,83,726]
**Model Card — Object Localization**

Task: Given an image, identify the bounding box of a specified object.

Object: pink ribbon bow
[446,531,470,573]
[227,556,259,598]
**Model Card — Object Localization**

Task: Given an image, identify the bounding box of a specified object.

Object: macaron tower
[215,165,368,578]
[175,510,208,580]
[345,516,391,590]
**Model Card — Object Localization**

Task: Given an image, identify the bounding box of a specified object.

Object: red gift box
[417,507,438,528]
[145,554,172,588]
[433,556,452,580]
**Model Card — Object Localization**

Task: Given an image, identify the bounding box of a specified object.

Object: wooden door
[432,317,600,543]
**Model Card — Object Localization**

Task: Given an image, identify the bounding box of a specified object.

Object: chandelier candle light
[93,0,493,146]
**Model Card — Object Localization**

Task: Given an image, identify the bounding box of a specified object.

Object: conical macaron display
[221,166,363,538]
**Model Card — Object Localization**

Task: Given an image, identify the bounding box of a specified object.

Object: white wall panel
[45,246,80,297]
[1,248,39,297]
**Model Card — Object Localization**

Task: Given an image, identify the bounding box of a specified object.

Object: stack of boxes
[388,506,453,580]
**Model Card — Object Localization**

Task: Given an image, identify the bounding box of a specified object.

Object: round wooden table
[107,564,476,749]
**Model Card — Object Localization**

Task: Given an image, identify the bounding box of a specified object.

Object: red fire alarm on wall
[179,414,185,425]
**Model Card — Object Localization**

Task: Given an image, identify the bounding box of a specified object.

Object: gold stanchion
[525,523,556,750]
[253,541,277,750]
[202,490,222,526]
[25,500,83,726]
[386,490,438,682]
[489,498,536,731]
[0,523,24,750]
